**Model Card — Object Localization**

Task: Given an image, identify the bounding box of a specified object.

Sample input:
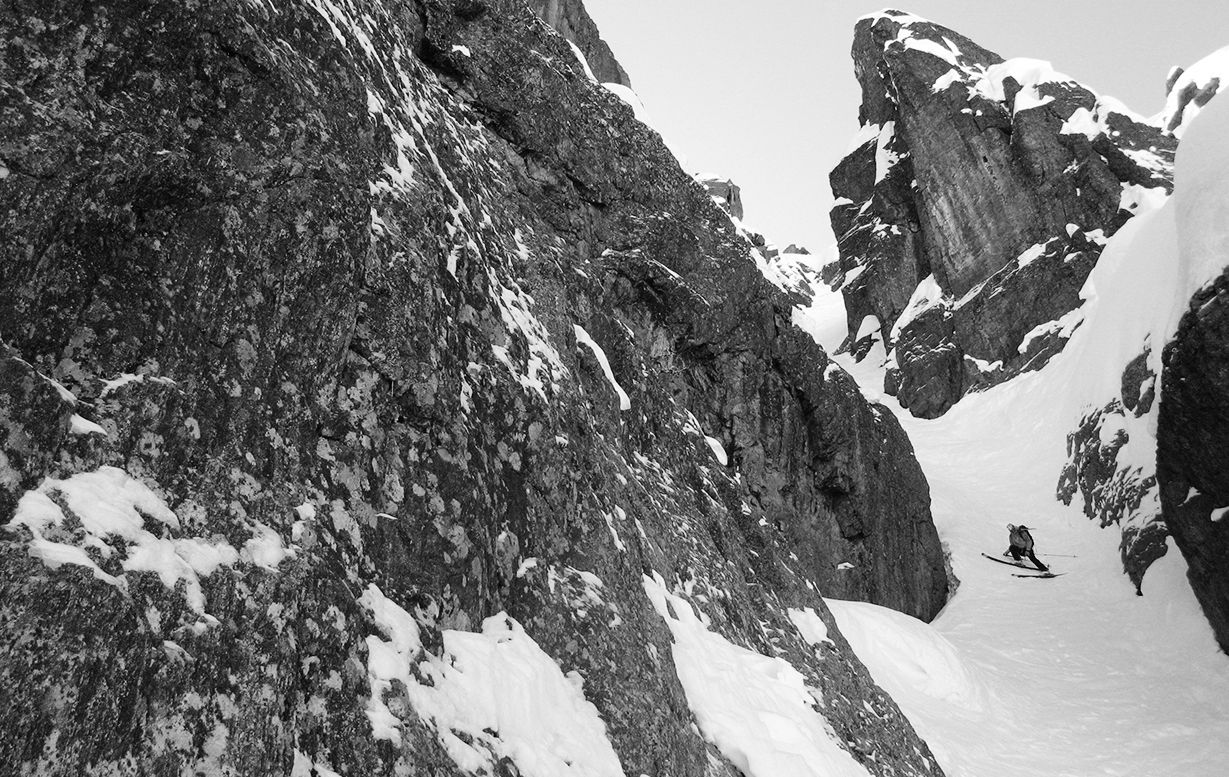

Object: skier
[1003,524,1048,572]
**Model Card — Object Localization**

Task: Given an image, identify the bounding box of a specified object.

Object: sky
[584,0,1229,252]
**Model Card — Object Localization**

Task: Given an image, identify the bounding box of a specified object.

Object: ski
[981,552,1058,577]
[980,552,1047,572]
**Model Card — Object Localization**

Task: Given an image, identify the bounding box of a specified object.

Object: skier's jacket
[1009,525,1034,552]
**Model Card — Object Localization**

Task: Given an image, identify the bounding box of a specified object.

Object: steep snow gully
[794,72,1229,777]
[831,370,1229,777]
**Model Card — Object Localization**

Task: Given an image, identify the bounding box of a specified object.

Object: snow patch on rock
[359,584,624,776]
[573,324,630,411]
[1017,308,1083,355]
[565,40,597,83]
[69,414,107,436]
[890,275,946,340]
[643,573,870,777]
[873,121,900,184]
[1160,45,1229,137]
[10,467,241,612]
[787,607,834,646]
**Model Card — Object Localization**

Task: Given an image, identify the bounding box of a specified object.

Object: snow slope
[787,83,1229,777]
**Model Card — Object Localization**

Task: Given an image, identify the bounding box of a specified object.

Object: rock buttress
[830,10,1174,419]
[1158,270,1229,652]
[0,1,946,775]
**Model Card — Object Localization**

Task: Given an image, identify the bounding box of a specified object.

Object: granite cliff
[0,1,948,775]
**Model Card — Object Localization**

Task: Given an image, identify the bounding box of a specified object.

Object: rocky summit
[829,10,1174,420]
[0,1,949,776]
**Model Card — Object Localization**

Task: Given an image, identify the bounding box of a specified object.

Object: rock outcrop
[1045,49,1229,597]
[1158,270,1229,650]
[1161,45,1229,137]
[697,175,745,221]
[1058,79,1229,612]
[527,0,630,86]
[0,1,947,775]
[1057,348,1167,592]
[830,10,1174,419]
[1154,86,1229,651]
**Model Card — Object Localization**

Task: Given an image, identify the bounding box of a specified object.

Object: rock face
[0,1,947,775]
[1055,70,1229,613]
[527,0,630,86]
[830,10,1174,419]
[1158,271,1229,651]
[1057,348,1167,593]
[697,175,745,221]
[1154,87,1229,650]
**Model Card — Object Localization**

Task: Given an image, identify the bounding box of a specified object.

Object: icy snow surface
[784,91,1229,777]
